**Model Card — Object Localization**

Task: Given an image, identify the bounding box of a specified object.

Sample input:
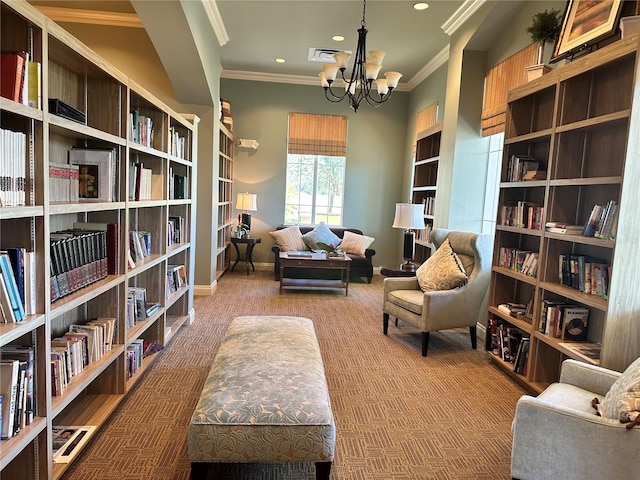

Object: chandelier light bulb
[376,79,389,96]
[384,71,403,89]
[334,52,351,70]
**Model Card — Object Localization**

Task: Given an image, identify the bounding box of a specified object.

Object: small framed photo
[552,0,623,62]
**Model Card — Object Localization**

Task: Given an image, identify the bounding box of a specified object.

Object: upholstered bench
[188,316,336,479]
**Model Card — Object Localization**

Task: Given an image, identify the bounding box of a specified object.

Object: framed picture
[552,0,623,62]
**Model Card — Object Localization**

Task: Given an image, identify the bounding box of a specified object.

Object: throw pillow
[302,222,342,251]
[595,356,640,426]
[339,230,374,256]
[269,225,307,252]
[416,238,468,291]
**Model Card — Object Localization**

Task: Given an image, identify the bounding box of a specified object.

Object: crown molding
[33,6,143,28]
[203,0,229,47]
[441,0,487,36]
[220,69,411,92]
[405,45,450,91]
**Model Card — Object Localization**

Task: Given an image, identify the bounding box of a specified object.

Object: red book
[106,223,119,275]
[1,52,26,102]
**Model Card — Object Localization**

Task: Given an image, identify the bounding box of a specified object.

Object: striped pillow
[269,225,307,252]
[340,231,374,256]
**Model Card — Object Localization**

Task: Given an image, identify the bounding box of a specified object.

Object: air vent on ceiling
[308,47,352,63]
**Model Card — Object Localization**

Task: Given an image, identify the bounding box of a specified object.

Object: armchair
[511,359,640,480]
[382,229,492,356]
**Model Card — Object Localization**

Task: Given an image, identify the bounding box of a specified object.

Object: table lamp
[236,192,257,231]
[392,203,425,265]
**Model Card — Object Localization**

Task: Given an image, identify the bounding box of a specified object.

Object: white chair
[511,359,640,480]
[382,229,492,356]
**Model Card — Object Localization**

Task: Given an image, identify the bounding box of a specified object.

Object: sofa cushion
[269,225,307,252]
[416,238,468,292]
[339,231,374,256]
[302,222,342,251]
[597,356,640,424]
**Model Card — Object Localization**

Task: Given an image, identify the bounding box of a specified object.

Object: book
[562,307,589,341]
[559,342,601,365]
[287,251,312,257]
[1,345,35,427]
[0,253,25,321]
[544,222,584,234]
[0,51,27,103]
[52,425,96,463]
[27,61,41,109]
[0,359,19,439]
[68,147,116,202]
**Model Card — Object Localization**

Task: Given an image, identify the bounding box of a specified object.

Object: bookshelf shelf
[0,2,198,477]
[410,122,442,264]
[487,34,640,391]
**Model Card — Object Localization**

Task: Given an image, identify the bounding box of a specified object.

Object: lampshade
[392,203,425,230]
[235,193,257,212]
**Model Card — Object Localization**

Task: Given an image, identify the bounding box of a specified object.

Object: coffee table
[279,252,352,296]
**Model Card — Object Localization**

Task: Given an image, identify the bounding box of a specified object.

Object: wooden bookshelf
[216,123,234,278]
[0,1,198,478]
[486,34,640,393]
[411,123,441,263]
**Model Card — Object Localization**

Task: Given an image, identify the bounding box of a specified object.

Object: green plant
[526,9,562,46]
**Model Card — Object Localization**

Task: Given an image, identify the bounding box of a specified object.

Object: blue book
[0,254,24,321]
[3,248,24,306]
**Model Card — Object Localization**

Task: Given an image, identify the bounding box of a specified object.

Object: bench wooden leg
[191,462,208,479]
[316,461,332,480]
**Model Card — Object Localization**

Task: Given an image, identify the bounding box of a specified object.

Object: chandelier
[318,0,402,112]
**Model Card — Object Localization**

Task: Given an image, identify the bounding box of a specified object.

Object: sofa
[271,225,375,283]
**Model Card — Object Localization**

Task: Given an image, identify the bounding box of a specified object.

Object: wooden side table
[380,263,418,277]
[230,237,262,275]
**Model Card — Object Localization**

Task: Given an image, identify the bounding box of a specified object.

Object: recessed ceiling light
[413,2,429,10]
[275,58,286,63]
[332,35,345,42]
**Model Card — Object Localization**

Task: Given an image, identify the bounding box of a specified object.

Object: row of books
[49,163,79,203]
[169,126,187,159]
[129,110,154,148]
[0,345,35,440]
[506,155,545,182]
[51,319,116,397]
[167,264,187,297]
[539,300,589,340]
[169,169,189,200]
[420,196,435,216]
[129,161,158,201]
[499,201,543,230]
[168,216,186,245]
[497,248,538,277]
[0,51,40,108]
[50,225,118,302]
[126,340,164,380]
[583,200,618,240]
[0,249,36,322]
[558,253,610,298]
[0,128,27,208]
[488,319,530,375]
[48,148,118,203]
[130,230,152,263]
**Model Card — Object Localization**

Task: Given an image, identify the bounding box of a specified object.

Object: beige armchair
[511,359,640,480]
[382,229,492,356]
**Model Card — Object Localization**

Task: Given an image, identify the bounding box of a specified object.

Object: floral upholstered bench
[187,316,336,479]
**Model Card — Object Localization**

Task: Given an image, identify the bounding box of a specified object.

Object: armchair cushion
[596,356,640,424]
[269,225,306,252]
[415,239,468,292]
[302,221,341,251]
[339,231,374,256]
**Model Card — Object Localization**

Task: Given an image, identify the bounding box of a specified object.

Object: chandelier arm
[324,86,348,102]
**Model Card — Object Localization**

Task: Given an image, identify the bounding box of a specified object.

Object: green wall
[221,79,410,267]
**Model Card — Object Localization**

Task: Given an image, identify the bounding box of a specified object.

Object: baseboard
[194,280,217,296]
[476,322,487,345]
[188,307,196,326]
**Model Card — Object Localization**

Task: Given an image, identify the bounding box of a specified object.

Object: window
[285,113,347,225]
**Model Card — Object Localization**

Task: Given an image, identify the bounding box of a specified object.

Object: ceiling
[27,1,528,104]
